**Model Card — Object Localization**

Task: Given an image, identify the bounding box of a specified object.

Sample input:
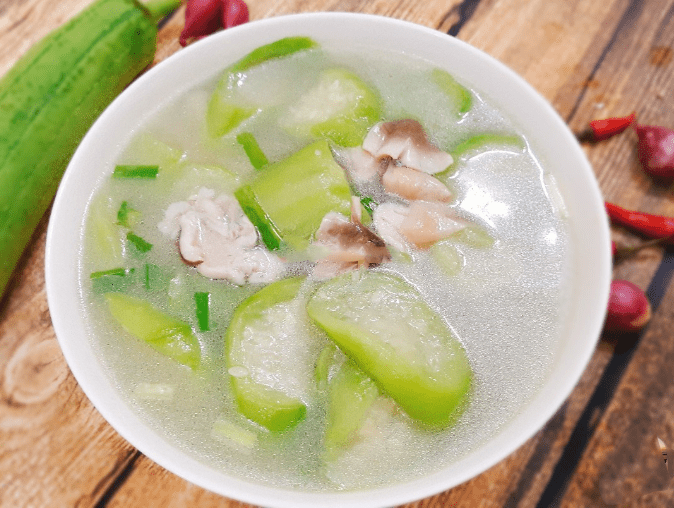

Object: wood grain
[2,0,674,506]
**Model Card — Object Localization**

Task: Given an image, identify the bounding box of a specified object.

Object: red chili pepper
[635,123,674,178]
[179,0,249,47]
[577,113,636,142]
[605,202,674,240]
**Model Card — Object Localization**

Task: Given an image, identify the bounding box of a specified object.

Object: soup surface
[79,37,571,491]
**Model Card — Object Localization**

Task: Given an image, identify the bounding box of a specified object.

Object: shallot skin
[180,0,222,46]
[223,0,249,28]
[635,124,674,178]
[604,280,651,333]
[179,0,250,47]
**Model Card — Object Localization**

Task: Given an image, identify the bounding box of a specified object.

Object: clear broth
[79,44,571,491]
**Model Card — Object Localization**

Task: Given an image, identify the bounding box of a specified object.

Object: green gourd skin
[0,0,180,299]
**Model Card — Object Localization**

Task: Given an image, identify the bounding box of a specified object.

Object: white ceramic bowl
[46,12,611,508]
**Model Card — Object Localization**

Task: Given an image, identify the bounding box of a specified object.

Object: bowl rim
[46,11,611,508]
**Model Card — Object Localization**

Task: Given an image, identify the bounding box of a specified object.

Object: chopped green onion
[113,165,159,179]
[360,197,375,217]
[116,201,141,228]
[127,232,153,253]
[195,292,211,331]
[234,185,283,251]
[90,267,135,293]
[90,267,128,279]
[236,132,269,170]
[144,263,167,291]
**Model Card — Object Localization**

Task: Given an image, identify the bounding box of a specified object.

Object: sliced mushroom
[373,201,469,252]
[362,119,453,174]
[312,201,391,279]
[158,187,284,285]
[339,146,393,183]
[381,165,453,203]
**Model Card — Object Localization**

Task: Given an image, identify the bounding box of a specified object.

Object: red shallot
[635,123,674,178]
[180,0,249,47]
[604,280,651,333]
[223,0,249,28]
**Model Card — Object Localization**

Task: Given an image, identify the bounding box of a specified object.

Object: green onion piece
[360,197,375,217]
[113,165,159,179]
[234,185,283,251]
[236,132,269,170]
[228,37,318,74]
[127,232,153,253]
[90,267,135,293]
[90,267,128,279]
[144,263,168,291]
[116,201,141,228]
[195,292,211,331]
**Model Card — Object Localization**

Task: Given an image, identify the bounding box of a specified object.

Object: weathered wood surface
[1,0,674,507]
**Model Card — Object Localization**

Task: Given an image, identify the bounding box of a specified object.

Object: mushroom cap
[362,119,453,174]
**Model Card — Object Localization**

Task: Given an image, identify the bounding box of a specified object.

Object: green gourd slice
[431,68,473,116]
[225,277,316,432]
[206,37,318,138]
[105,293,200,370]
[282,68,382,147]
[307,271,472,426]
[323,355,379,460]
[234,140,353,251]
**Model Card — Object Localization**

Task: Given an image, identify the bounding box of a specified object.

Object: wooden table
[2,0,674,506]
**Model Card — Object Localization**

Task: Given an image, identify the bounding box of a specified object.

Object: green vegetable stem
[0,0,182,300]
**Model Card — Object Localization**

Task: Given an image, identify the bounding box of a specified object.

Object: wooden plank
[546,3,674,504]
[0,218,140,508]
[561,270,674,507]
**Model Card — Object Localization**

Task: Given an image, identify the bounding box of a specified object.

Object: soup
[79,37,570,491]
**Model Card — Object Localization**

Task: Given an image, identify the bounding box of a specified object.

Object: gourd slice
[282,68,382,147]
[307,271,472,426]
[105,293,200,370]
[323,353,379,460]
[206,37,318,138]
[431,68,473,116]
[235,140,353,251]
[225,277,317,432]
